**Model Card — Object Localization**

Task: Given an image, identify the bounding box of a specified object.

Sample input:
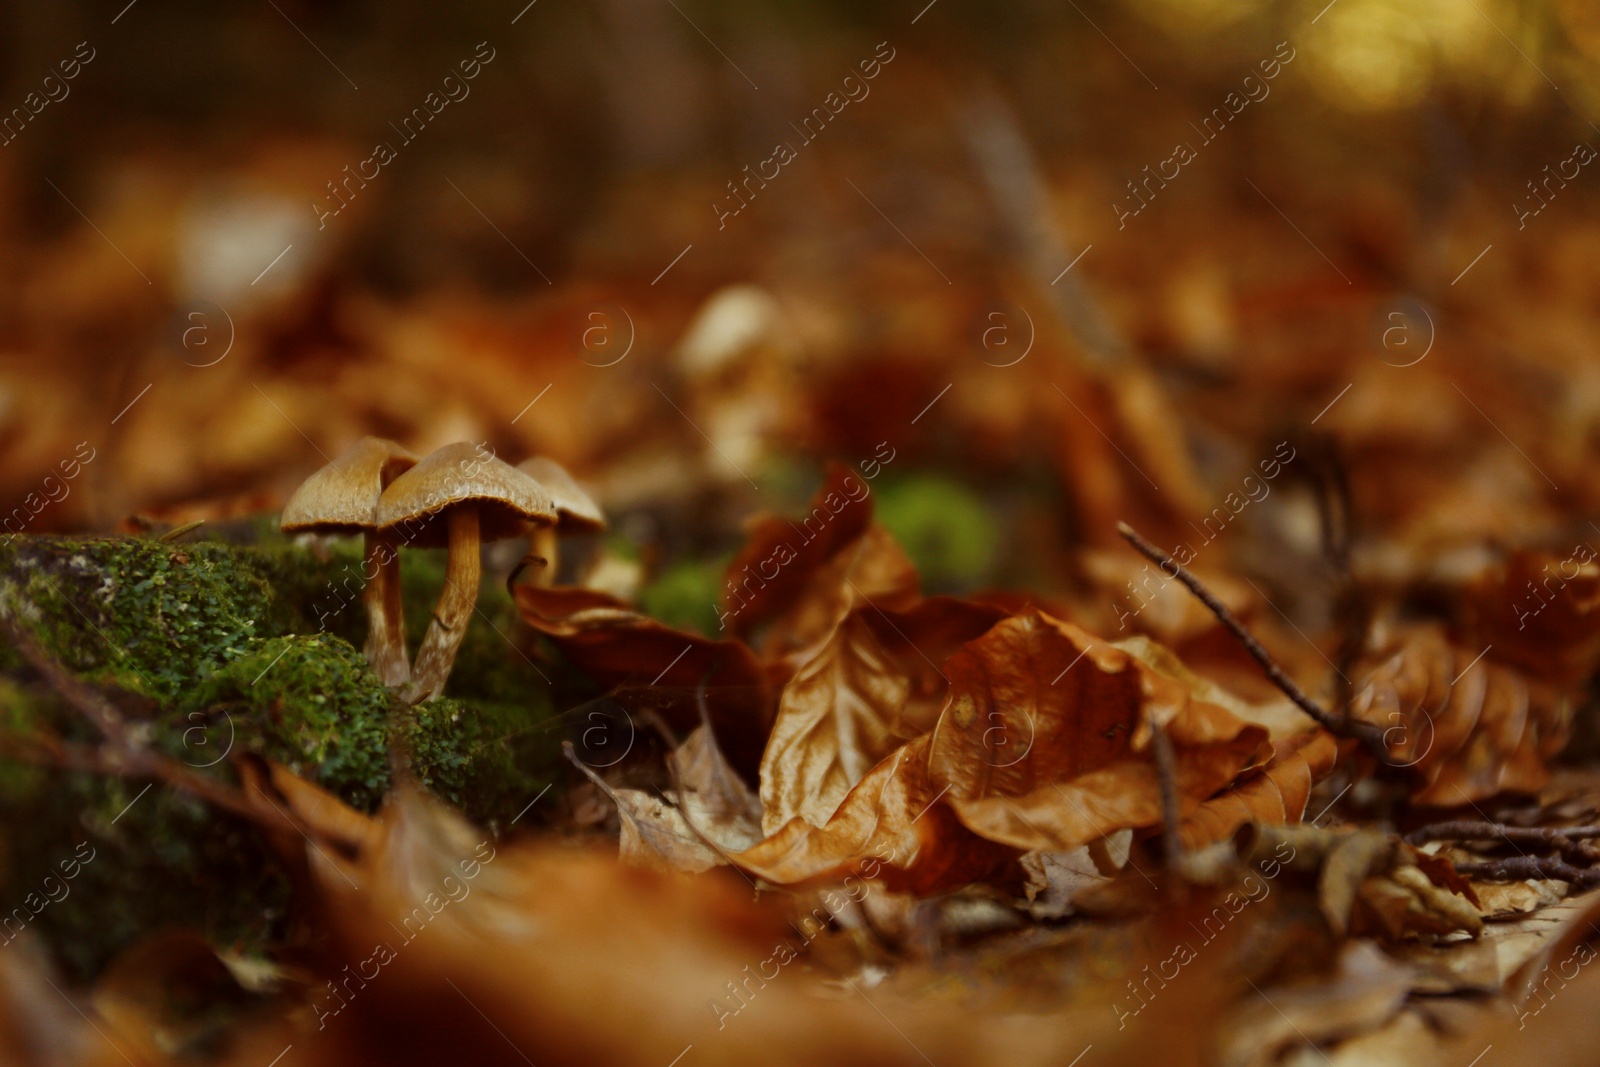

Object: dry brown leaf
[1212,941,1415,1067]
[563,748,726,874]
[737,611,1277,891]
[561,721,762,873]
[736,732,1023,894]
[721,462,919,656]
[225,760,1120,1067]
[513,583,773,773]
[1240,824,1482,941]
[1464,548,1600,687]
[758,596,1005,833]
[1349,622,1571,805]
[1178,730,1339,851]
[1115,634,1314,741]
[88,929,269,1062]
[1470,877,1567,919]
[1047,371,1201,551]
[1019,847,1110,920]
[670,723,763,852]
[939,612,1274,853]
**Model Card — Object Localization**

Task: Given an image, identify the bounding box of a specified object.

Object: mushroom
[280,436,419,687]
[376,442,555,703]
[514,456,606,587]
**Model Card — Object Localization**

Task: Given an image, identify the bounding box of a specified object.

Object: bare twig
[1149,716,1183,869]
[156,519,206,543]
[960,85,1128,367]
[1405,821,1600,844]
[1115,521,1390,759]
[1405,821,1600,864]
[4,619,130,744]
[1,620,258,821]
[1452,855,1600,890]
[1306,439,1367,718]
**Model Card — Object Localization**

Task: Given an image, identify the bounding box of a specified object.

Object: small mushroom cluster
[280,438,603,704]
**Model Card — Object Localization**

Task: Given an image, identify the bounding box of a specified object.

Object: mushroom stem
[530,525,559,587]
[362,529,409,687]
[406,507,481,703]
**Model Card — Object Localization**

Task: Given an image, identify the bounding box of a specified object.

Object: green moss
[192,634,394,809]
[0,678,48,803]
[636,554,730,636]
[873,474,1000,591]
[5,771,290,983]
[0,536,305,701]
[0,532,560,980]
[189,634,554,821]
[408,696,555,819]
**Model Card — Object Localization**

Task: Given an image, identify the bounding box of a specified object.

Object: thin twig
[1308,439,1367,719]
[1452,856,1600,890]
[1149,716,1183,869]
[4,620,130,744]
[1405,821,1600,864]
[1405,821,1600,844]
[2,620,259,821]
[1115,522,1389,758]
[0,714,258,821]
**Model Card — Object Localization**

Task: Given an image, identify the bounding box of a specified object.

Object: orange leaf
[1349,622,1570,805]
[1178,730,1338,851]
[758,597,1005,833]
[738,610,1277,890]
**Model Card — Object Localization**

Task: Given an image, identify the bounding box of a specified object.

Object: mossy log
[0,531,560,978]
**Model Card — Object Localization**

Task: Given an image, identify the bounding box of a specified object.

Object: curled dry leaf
[1019,847,1108,920]
[556,721,761,876]
[737,611,1280,892]
[513,584,773,774]
[1080,549,1261,651]
[1178,730,1339,851]
[565,743,725,874]
[1116,634,1314,741]
[1463,548,1600,687]
[670,723,764,852]
[758,596,1005,833]
[940,612,1274,854]
[737,732,1023,895]
[1349,622,1571,805]
[721,461,919,657]
[1238,824,1482,941]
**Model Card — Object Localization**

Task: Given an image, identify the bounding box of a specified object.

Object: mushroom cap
[281,436,419,535]
[515,456,606,532]
[376,442,556,547]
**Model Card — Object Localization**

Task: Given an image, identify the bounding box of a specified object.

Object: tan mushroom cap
[281,436,419,535]
[376,442,556,547]
[515,456,605,532]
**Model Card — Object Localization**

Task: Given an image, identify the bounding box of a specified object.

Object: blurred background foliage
[2,0,1599,594]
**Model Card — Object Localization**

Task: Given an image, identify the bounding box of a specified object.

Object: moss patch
[0,532,560,980]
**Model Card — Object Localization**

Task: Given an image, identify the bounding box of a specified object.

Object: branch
[1,620,258,822]
[1149,717,1183,869]
[1452,856,1600,890]
[4,619,130,744]
[1405,821,1600,863]
[1115,522,1390,760]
